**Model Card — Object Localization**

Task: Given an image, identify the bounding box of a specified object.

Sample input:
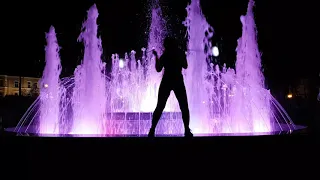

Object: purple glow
[15,0,296,136]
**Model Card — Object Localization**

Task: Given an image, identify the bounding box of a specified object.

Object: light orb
[119,59,124,68]
[212,46,219,57]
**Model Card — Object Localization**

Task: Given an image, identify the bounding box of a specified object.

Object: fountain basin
[5,118,307,137]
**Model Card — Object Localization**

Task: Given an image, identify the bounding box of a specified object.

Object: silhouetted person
[148,37,193,137]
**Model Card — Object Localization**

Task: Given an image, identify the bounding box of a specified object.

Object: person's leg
[173,78,192,137]
[149,79,171,136]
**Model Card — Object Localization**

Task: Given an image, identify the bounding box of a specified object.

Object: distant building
[295,78,309,98]
[0,75,40,97]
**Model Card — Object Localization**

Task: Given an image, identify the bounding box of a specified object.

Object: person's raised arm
[153,50,163,72]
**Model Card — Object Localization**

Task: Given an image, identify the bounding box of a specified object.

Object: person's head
[164,37,178,51]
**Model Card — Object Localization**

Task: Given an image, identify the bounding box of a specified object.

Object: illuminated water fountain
[71,4,107,135]
[39,26,62,134]
[12,0,298,136]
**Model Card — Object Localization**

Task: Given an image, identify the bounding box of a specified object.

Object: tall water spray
[232,0,271,132]
[147,0,166,56]
[39,26,62,134]
[72,4,107,134]
[184,0,214,133]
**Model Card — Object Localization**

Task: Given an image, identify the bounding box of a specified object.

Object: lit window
[14,81,19,88]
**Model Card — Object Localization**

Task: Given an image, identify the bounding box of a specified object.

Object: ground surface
[1,130,319,178]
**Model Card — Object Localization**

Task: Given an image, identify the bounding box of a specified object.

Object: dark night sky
[1,0,317,91]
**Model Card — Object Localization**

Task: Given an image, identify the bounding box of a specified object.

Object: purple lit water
[38,26,62,134]
[71,5,107,135]
[231,0,271,132]
[15,0,296,136]
[183,0,214,133]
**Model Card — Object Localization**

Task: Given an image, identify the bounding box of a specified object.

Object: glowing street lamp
[119,59,124,69]
[287,93,293,99]
[212,46,219,57]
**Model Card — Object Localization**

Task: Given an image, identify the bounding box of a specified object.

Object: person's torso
[161,51,184,77]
